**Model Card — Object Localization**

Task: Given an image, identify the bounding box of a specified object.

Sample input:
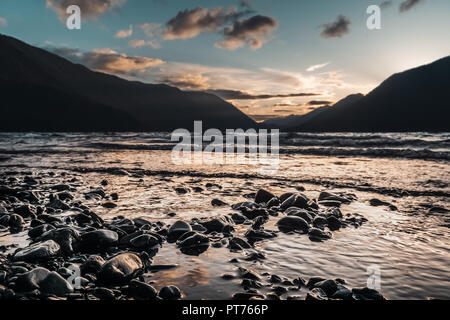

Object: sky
[1,0,449,120]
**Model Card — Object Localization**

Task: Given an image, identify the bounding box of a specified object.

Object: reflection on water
[0,133,449,299]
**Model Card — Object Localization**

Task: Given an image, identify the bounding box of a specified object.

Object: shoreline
[0,169,388,301]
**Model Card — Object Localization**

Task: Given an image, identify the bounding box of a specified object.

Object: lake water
[0,132,449,299]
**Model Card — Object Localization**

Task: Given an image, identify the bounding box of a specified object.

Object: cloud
[307,100,333,106]
[46,0,127,22]
[320,15,351,39]
[206,89,319,100]
[129,39,161,49]
[0,17,7,27]
[140,23,163,38]
[380,1,393,9]
[274,103,304,107]
[307,62,330,72]
[46,46,164,75]
[158,73,210,90]
[399,0,424,12]
[215,15,278,50]
[163,6,251,40]
[239,0,252,9]
[115,25,133,38]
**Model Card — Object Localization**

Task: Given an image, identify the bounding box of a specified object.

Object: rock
[331,284,353,300]
[159,285,181,300]
[308,228,332,242]
[14,205,36,218]
[286,208,314,223]
[168,221,192,240]
[81,255,105,275]
[221,274,235,280]
[277,216,309,232]
[306,277,326,288]
[231,213,246,224]
[148,264,178,271]
[38,227,79,255]
[130,234,160,249]
[211,199,228,207]
[243,252,265,261]
[306,288,328,300]
[51,184,71,192]
[318,192,351,204]
[242,279,262,289]
[191,224,207,232]
[280,194,309,211]
[240,269,260,281]
[266,197,280,208]
[46,199,70,211]
[251,216,266,229]
[177,232,209,255]
[28,224,55,239]
[85,188,106,200]
[228,237,252,250]
[102,202,117,209]
[327,215,342,230]
[0,203,8,215]
[98,253,144,285]
[234,202,269,220]
[232,292,264,300]
[312,215,327,228]
[93,287,116,300]
[369,198,391,207]
[279,193,295,203]
[270,275,282,283]
[174,187,189,195]
[201,218,228,233]
[0,215,10,227]
[80,230,118,251]
[128,279,157,300]
[318,200,342,208]
[272,286,288,296]
[133,218,151,228]
[255,189,276,204]
[313,279,338,297]
[15,267,73,296]
[352,287,385,300]
[245,229,277,240]
[9,214,25,232]
[57,192,74,201]
[74,213,92,224]
[13,240,60,262]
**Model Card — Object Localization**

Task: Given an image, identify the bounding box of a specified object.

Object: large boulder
[277,216,309,232]
[80,229,118,251]
[15,267,73,296]
[13,240,60,262]
[98,253,144,285]
[168,221,192,240]
[254,189,276,204]
[280,194,309,211]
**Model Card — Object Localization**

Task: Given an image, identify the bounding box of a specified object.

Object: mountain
[262,106,332,130]
[0,34,256,132]
[294,57,450,132]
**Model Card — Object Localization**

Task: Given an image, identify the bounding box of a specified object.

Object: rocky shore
[0,171,385,301]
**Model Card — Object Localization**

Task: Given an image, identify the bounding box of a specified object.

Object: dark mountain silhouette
[262,106,332,129]
[294,57,450,132]
[0,34,256,132]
